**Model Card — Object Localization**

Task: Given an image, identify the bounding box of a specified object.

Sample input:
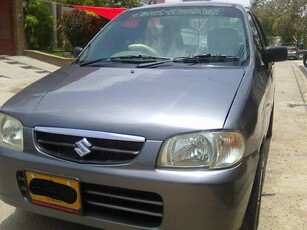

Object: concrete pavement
[259,60,307,230]
[0,55,60,106]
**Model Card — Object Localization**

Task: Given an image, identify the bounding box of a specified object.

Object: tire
[303,55,307,67]
[241,145,267,230]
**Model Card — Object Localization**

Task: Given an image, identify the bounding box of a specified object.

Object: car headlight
[157,131,245,169]
[0,113,23,151]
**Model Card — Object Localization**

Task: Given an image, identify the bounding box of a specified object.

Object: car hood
[3,65,245,140]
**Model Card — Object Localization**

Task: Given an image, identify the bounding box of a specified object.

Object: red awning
[72,5,126,20]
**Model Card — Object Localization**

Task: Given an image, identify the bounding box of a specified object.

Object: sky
[164,0,251,7]
[214,0,251,7]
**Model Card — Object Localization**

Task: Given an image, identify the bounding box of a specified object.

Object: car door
[248,11,275,138]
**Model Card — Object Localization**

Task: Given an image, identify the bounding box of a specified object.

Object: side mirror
[262,46,287,64]
[73,47,83,58]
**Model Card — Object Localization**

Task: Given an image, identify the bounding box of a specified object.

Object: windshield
[78,5,249,66]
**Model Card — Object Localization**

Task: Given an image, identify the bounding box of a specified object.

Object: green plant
[62,37,73,51]
[24,0,54,49]
[53,0,140,8]
[60,9,106,48]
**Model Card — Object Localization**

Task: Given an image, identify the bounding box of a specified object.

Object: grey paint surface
[4,66,245,140]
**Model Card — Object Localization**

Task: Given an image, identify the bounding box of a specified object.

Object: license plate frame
[25,170,82,214]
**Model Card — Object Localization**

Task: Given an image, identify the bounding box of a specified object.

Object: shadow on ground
[0,209,99,230]
[299,65,307,79]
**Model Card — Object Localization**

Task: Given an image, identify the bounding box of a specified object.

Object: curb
[24,50,74,67]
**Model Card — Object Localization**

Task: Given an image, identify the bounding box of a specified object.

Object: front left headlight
[157,131,245,169]
[0,113,23,151]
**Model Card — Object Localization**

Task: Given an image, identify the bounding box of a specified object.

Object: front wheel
[241,144,268,230]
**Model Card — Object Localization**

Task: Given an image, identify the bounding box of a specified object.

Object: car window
[78,6,249,65]
[248,12,266,60]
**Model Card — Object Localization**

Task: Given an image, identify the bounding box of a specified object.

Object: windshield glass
[78,5,249,66]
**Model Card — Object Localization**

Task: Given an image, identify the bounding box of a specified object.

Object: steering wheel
[128,44,160,57]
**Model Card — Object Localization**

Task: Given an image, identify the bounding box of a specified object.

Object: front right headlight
[157,131,245,169]
[0,113,23,151]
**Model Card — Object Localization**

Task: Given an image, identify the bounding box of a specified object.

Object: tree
[60,9,106,48]
[55,0,140,50]
[24,0,54,49]
[251,0,306,46]
[53,0,140,7]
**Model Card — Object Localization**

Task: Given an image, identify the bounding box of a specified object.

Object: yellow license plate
[25,171,82,214]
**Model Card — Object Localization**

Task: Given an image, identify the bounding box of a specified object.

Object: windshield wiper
[173,54,240,63]
[136,59,173,68]
[79,55,169,66]
[137,54,240,68]
[79,58,109,67]
[111,55,170,63]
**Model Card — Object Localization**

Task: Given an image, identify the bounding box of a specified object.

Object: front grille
[17,170,163,227]
[83,183,163,227]
[34,127,144,164]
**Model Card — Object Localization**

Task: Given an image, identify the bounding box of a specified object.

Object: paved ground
[0,55,59,106]
[0,56,306,229]
[259,60,307,230]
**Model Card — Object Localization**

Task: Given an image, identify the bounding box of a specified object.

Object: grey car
[0,2,287,230]
[285,45,300,59]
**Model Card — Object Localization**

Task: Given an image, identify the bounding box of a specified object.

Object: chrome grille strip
[85,200,163,217]
[37,139,74,148]
[85,190,164,206]
[82,183,163,225]
[91,146,139,155]
[35,126,145,142]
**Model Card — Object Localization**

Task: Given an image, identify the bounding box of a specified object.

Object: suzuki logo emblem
[74,138,92,157]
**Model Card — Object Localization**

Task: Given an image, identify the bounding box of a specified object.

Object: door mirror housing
[73,47,83,58]
[262,46,287,64]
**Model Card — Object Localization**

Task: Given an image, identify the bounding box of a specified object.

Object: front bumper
[0,138,258,230]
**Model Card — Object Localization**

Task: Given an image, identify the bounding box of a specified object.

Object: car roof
[133,1,246,10]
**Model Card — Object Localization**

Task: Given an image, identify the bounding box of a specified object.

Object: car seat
[207,27,240,56]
